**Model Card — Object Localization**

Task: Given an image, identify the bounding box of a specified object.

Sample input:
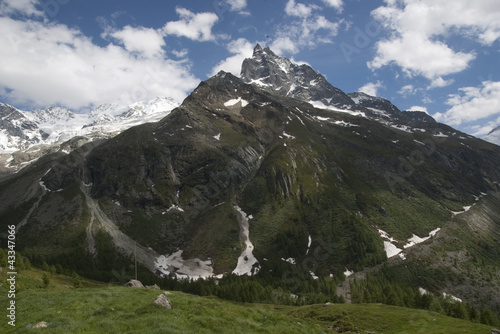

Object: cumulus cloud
[103,25,166,58]
[359,81,384,97]
[210,38,254,76]
[406,105,428,114]
[398,84,417,97]
[270,37,300,55]
[163,7,219,41]
[171,49,188,58]
[276,0,342,55]
[369,0,500,87]
[428,77,455,89]
[0,10,202,110]
[0,0,43,17]
[285,0,318,18]
[321,0,343,12]
[225,0,247,12]
[434,81,500,126]
[0,2,237,110]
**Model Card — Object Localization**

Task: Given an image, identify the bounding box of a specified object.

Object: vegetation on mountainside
[2,249,499,330]
[0,264,497,334]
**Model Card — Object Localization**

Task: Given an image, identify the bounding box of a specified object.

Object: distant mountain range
[0,97,178,175]
[0,97,178,153]
[1,44,499,314]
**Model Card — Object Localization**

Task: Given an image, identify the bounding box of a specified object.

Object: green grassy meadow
[0,268,496,333]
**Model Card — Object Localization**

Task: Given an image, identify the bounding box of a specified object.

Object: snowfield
[155,250,215,280]
[224,97,249,108]
[378,227,441,259]
[232,205,260,276]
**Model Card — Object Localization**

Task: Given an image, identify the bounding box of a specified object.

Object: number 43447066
[8,224,16,243]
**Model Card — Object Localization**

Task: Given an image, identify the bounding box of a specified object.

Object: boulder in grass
[33,321,48,328]
[154,293,173,310]
[125,280,144,288]
[146,284,160,290]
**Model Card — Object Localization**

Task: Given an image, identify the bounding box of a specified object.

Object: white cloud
[171,49,188,58]
[103,25,166,58]
[0,16,199,110]
[398,84,416,97]
[434,81,500,125]
[368,33,474,82]
[407,106,428,114]
[210,38,254,76]
[285,0,317,18]
[369,0,500,85]
[359,81,384,97]
[163,7,219,42]
[470,118,500,137]
[270,37,300,55]
[321,0,343,12]
[225,0,247,12]
[275,1,342,55]
[0,0,43,17]
[428,77,455,89]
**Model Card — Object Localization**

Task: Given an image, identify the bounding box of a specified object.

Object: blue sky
[0,0,499,137]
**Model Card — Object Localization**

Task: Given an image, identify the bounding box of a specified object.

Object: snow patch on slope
[232,205,260,276]
[344,268,354,277]
[155,250,215,280]
[224,97,249,108]
[379,227,441,259]
[309,100,366,118]
[403,228,441,249]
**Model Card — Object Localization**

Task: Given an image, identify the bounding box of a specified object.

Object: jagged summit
[241,44,355,109]
[241,45,437,125]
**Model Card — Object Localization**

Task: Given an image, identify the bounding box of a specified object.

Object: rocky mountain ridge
[0,97,178,153]
[0,97,178,177]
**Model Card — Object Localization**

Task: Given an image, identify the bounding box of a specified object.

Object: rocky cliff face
[241,44,355,109]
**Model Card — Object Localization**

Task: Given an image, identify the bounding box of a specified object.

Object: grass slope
[0,269,495,333]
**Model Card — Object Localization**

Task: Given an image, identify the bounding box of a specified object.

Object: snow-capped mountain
[0,97,179,154]
[483,126,500,146]
[241,44,355,109]
[241,44,436,126]
[347,92,436,123]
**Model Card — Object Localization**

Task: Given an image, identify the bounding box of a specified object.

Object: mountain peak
[253,43,263,54]
[241,45,354,109]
